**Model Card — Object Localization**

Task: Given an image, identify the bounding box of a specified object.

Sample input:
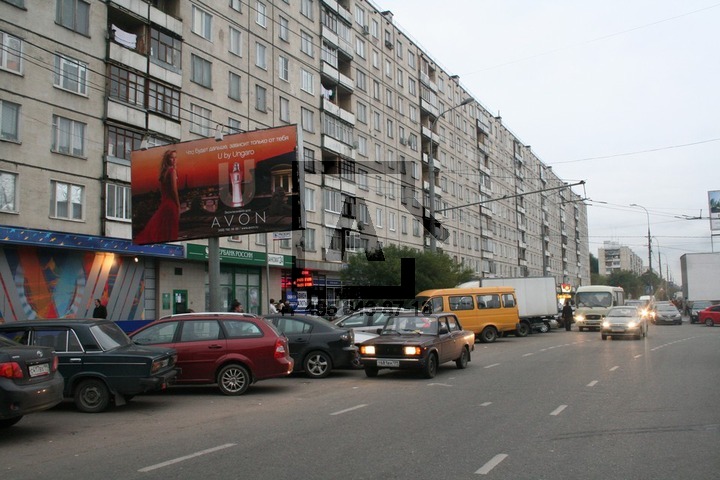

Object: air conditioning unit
[362,25,369,35]
[399,137,407,145]
[385,40,394,49]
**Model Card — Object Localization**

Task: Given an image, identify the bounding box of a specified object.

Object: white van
[574,286,625,331]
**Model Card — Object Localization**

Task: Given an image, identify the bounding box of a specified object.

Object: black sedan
[1,337,64,427]
[264,314,357,378]
[358,313,475,378]
[0,320,178,413]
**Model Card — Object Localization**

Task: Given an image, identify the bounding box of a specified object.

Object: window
[190,54,212,88]
[190,104,211,136]
[0,171,18,212]
[356,69,366,91]
[279,97,290,122]
[255,233,267,246]
[229,27,242,56]
[192,5,212,40]
[52,115,85,157]
[107,125,142,161]
[255,42,267,69]
[230,0,242,12]
[228,117,242,134]
[279,16,289,41]
[357,169,368,189]
[278,55,289,81]
[324,189,342,213]
[340,159,355,182]
[0,100,20,142]
[413,218,420,236]
[301,107,314,132]
[305,188,315,211]
[388,212,396,231]
[0,31,22,74]
[355,37,365,58]
[255,85,267,111]
[301,69,314,94]
[303,147,315,173]
[401,215,407,234]
[256,1,267,27]
[54,54,88,95]
[300,31,314,57]
[228,72,241,101]
[150,28,181,69]
[148,80,180,120]
[357,136,367,156]
[50,180,83,220]
[356,102,367,124]
[375,208,383,228]
[106,183,131,221]
[301,0,314,19]
[304,228,316,251]
[56,0,89,35]
[355,6,365,27]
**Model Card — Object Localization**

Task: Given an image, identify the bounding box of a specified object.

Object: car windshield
[381,316,438,335]
[576,292,613,308]
[657,305,678,312]
[608,308,636,317]
[90,323,133,350]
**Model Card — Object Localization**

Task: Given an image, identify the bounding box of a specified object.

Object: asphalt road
[2,322,719,480]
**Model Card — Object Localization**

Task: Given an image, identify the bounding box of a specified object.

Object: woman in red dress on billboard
[135,149,180,244]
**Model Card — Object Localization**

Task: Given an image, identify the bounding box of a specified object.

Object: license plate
[611,327,625,333]
[29,363,50,377]
[377,359,399,367]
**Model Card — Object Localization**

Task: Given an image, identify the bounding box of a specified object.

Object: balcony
[476,116,490,134]
[108,42,147,73]
[419,71,438,92]
[106,99,145,128]
[321,135,356,160]
[322,98,355,125]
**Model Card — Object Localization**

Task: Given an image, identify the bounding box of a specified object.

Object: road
[2,323,719,479]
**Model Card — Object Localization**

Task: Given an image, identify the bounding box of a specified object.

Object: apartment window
[375,208,383,228]
[408,51,416,68]
[56,0,89,35]
[190,104,211,136]
[375,175,382,194]
[301,69,314,94]
[356,69,366,91]
[387,180,395,199]
[301,107,314,133]
[256,1,267,27]
[255,42,267,69]
[279,16,289,41]
[385,89,393,108]
[52,115,85,157]
[191,54,212,88]
[229,27,242,56]
[0,100,20,142]
[372,111,381,132]
[50,180,83,220]
[148,80,180,120]
[54,54,88,95]
[324,189,342,213]
[300,0,314,19]
[340,159,355,182]
[400,215,409,234]
[228,117,242,134]
[278,55,289,81]
[0,171,17,214]
[371,50,379,69]
[385,59,392,78]
[396,68,404,87]
[386,118,394,138]
[304,228,316,251]
[0,31,22,74]
[255,85,267,111]
[409,105,418,123]
[397,97,404,115]
[300,31,314,57]
[150,28,182,69]
[228,72,241,101]
[355,6,366,27]
[370,19,379,38]
[408,78,416,95]
[355,37,365,58]
[411,161,419,179]
[357,136,367,156]
[303,147,315,173]
[372,80,380,100]
[192,5,212,40]
[279,97,290,122]
[413,218,421,236]
[106,183,131,221]
[230,0,241,12]
[357,169,368,189]
[107,125,142,161]
[255,233,267,246]
[305,188,315,211]
[356,102,367,124]
[389,212,396,231]
[358,204,369,225]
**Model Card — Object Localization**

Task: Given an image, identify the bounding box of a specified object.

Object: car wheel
[601,334,607,340]
[0,416,23,428]
[364,367,378,377]
[217,364,250,395]
[705,318,714,327]
[74,378,111,413]
[423,353,438,379]
[479,326,498,343]
[515,322,530,337]
[455,347,469,369]
[539,323,550,333]
[304,351,332,378]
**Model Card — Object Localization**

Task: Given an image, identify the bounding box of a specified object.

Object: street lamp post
[630,203,653,275]
[428,97,473,252]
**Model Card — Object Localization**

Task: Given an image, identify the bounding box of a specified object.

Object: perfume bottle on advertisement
[231,162,243,207]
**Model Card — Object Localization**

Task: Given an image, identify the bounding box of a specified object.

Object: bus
[573,285,625,331]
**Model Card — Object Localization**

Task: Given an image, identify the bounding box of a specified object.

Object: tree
[341,244,474,297]
[607,270,642,298]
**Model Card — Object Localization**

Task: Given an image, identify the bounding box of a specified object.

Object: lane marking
[484,363,500,369]
[138,443,236,472]
[550,405,568,416]
[587,380,598,387]
[330,404,368,416]
[634,354,643,358]
[609,366,619,371]
[427,382,453,387]
[480,402,492,407]
[522,353,534,357]
[475,454,508,475]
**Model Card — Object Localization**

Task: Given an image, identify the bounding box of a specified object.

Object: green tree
[341,244,474,296]
[607,270,642,298]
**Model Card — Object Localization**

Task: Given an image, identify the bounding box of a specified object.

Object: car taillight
[0,361,24,379]
[52,355,59,372]
[274,338,288,359]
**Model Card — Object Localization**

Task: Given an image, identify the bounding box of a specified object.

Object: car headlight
[360,345,375,355]
[627,321,637,328]
[575,315,584,322]
[602,320,610,328]
[403,346,421,356]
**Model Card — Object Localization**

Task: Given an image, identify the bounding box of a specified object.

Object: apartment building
[598,241,644,276]
[0,0,589,324]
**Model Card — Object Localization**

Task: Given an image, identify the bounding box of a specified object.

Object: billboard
[131,125,302,245]
[710,190,720,232]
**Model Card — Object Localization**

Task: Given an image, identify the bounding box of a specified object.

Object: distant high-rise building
[598,241,644,276]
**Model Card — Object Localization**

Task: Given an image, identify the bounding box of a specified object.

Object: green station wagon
[0,319,178,413]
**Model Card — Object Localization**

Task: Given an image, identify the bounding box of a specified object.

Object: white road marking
[634,354,643,358]
[330,404,368,416]
[522,352,534,357]
[609,366,619,371]
[550,405,568,416]
[480,402,493,407]
[484,363,500,369]
[587,380,598,387]
[475,454,508,475]
[138,443,236,472]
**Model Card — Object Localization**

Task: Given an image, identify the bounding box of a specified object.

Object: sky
[372,0,720,284]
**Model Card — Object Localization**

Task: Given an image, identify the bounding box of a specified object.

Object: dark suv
[0,320,178,413]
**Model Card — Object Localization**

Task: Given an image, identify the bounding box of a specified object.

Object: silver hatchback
[601,306,648,340]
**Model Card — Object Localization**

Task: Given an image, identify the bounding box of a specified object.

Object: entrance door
[173,289,188,314]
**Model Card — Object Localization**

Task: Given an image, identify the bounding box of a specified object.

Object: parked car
[698,305,720,327]
[0,320,178,413]
[653,303,683,325]
[264,314,357,378]
[690,301,713,323]
[333,306,416,336]
[130,312,294,395]
[358,313,475,378]
[1,337,65,428]
[600,306,648,340]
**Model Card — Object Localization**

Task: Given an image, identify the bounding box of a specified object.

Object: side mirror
[376,328,383,335]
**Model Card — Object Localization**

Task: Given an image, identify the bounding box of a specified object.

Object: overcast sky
[373,0,720,283]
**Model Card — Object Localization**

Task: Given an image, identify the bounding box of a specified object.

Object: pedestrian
[92,299,107,319]
[269,298,278,314]
[230,299,244,313]
[561,299,574,331]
